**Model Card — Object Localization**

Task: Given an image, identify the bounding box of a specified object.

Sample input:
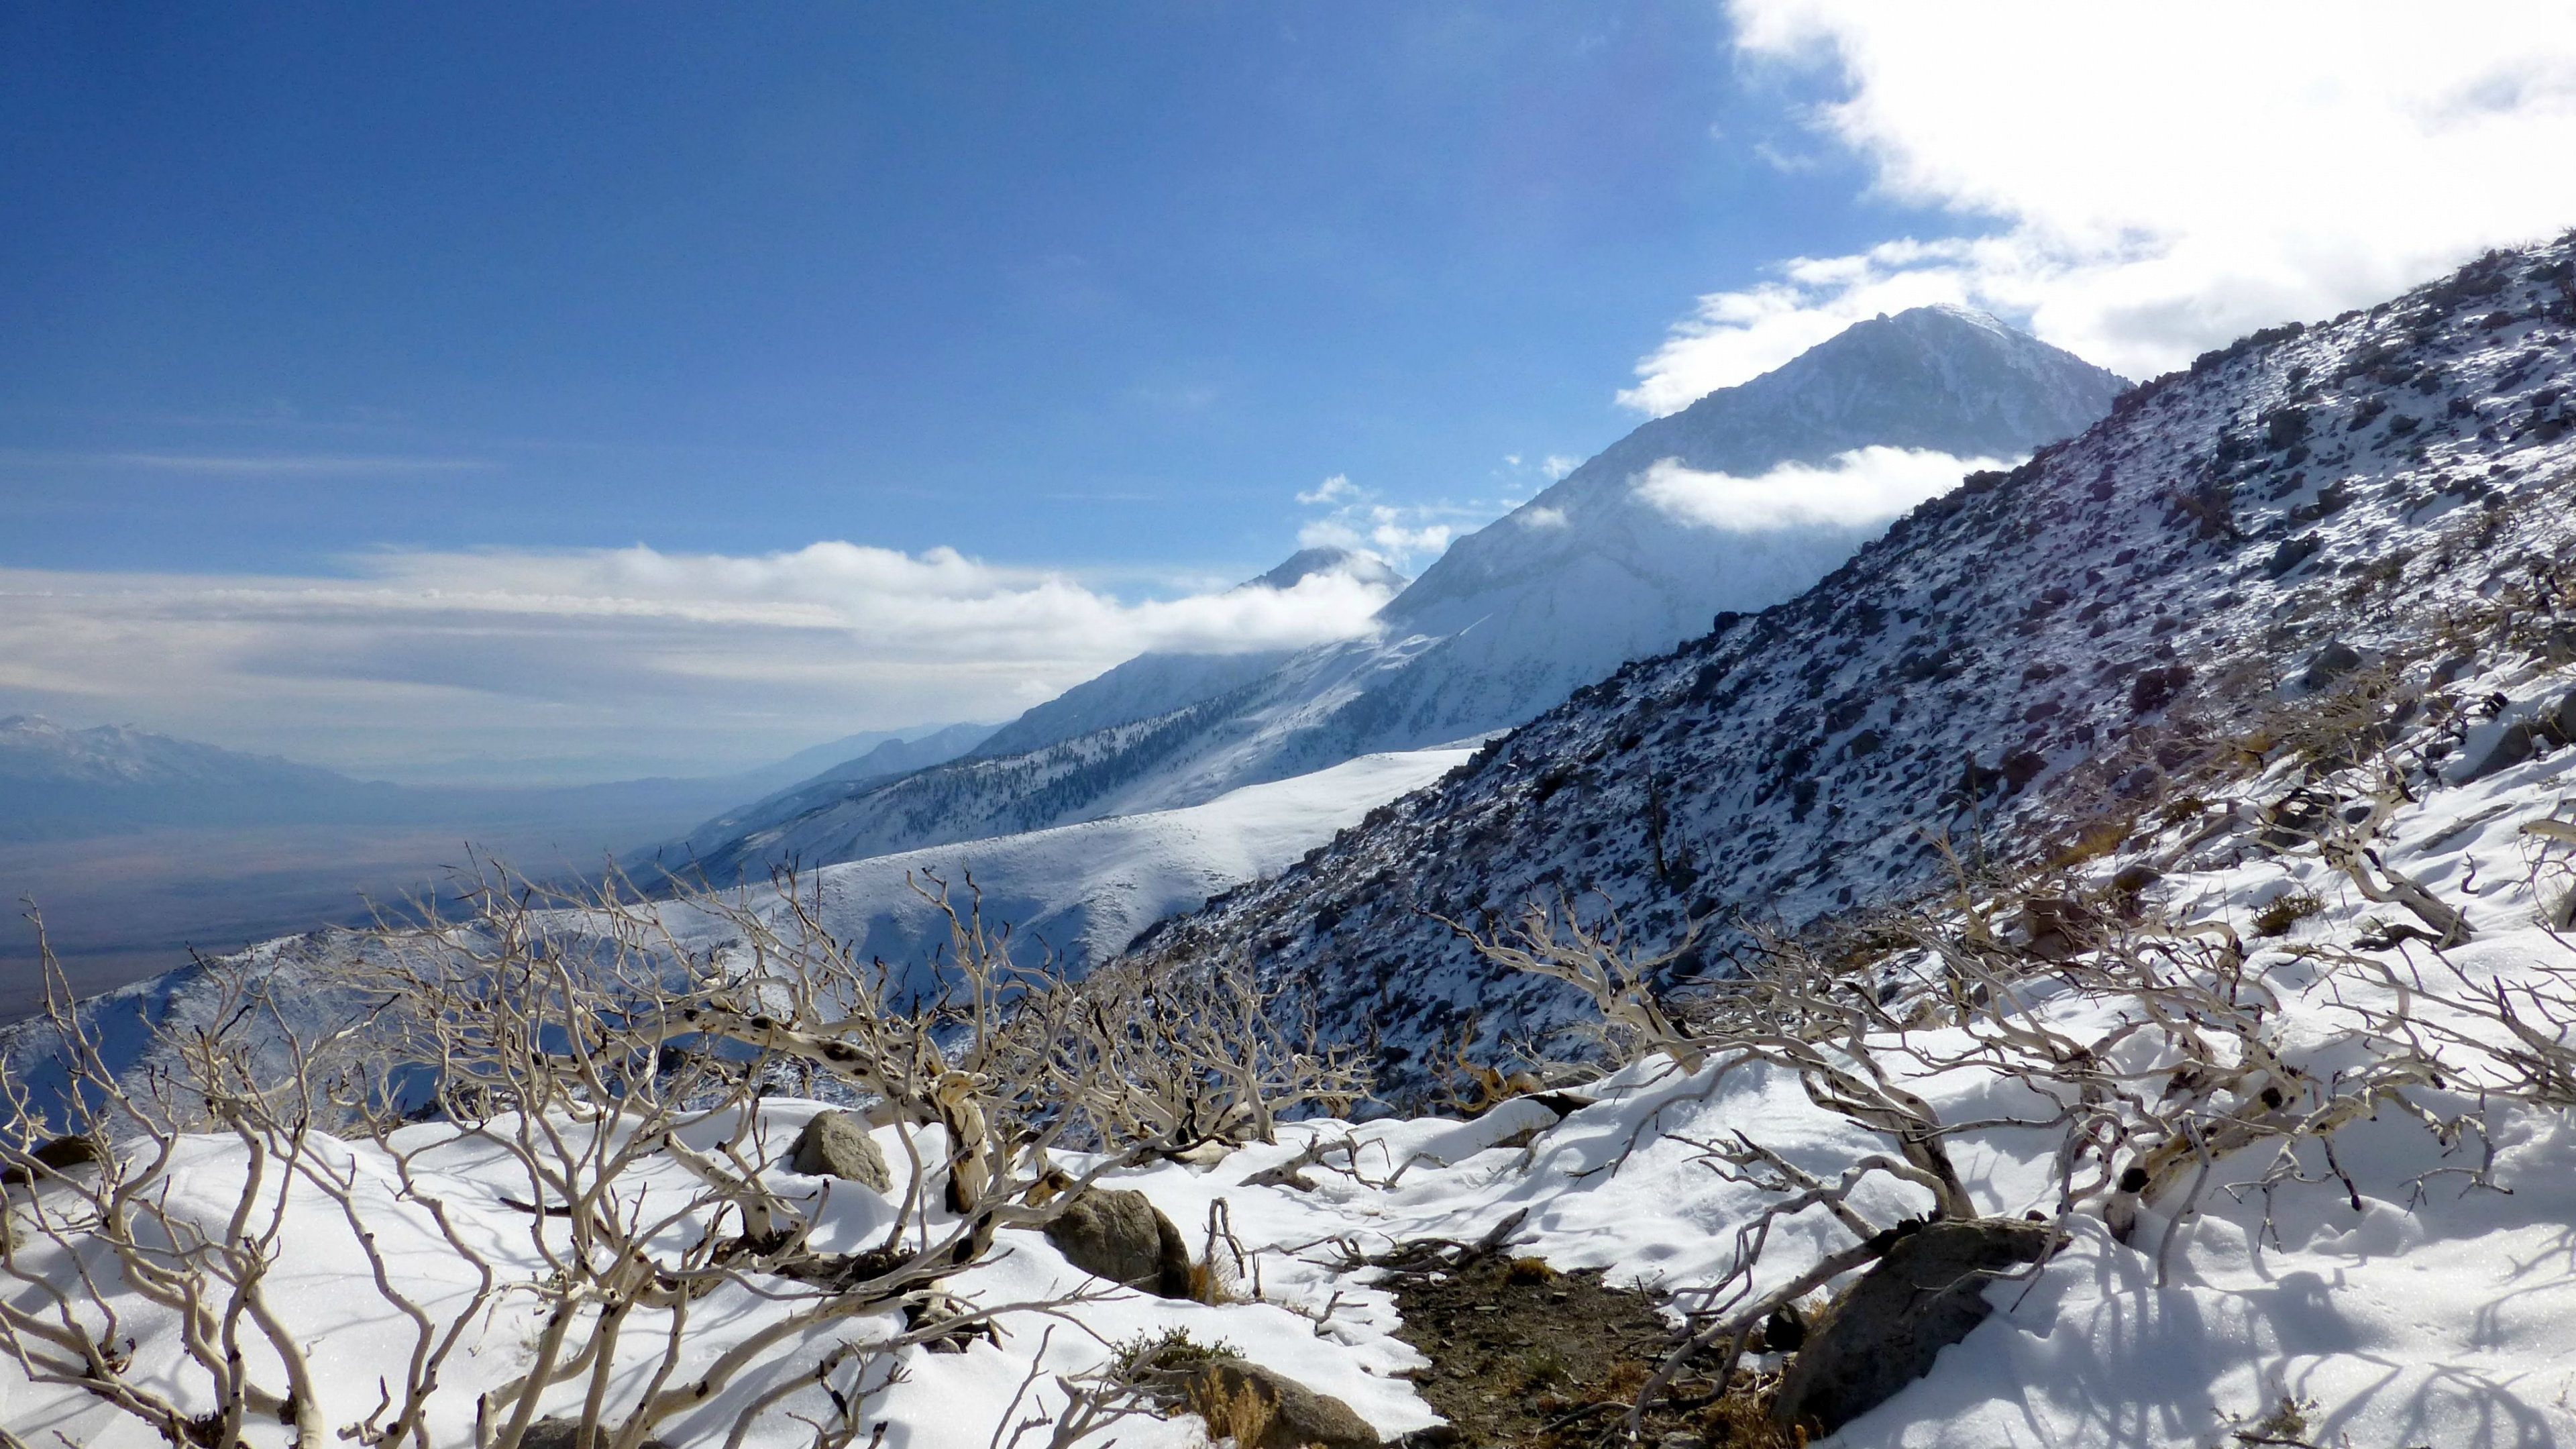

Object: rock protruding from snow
[786,1111,893,1192]
[1184,1358,1383,1449]
[1041,1187,1191,1297]
[1774,1218,2055,1435]
[521,1421,674,1449]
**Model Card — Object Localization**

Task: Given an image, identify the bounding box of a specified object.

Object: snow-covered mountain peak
[0,713,347,790]
[1375,304,2125,635]
[1242,545,1408,594]
[1904,301,2014,335]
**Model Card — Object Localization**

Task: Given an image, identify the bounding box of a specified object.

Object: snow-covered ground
[10,651,2576,1447]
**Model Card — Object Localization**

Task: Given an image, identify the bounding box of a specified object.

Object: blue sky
[0,2,1900,578]
[5,3,2571,781]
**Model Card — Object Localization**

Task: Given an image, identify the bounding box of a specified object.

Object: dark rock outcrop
[1042,1187,1191,1298]
[1187,1357,1381,1449]
[1774,1217,2054,1434]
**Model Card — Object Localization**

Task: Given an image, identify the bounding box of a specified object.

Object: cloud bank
[1634,446,2008,533]
[0,544,1398,783]
[1623,1,2576,413]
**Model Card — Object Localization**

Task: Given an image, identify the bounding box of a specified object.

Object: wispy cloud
[1296,474,1360,506]
[0,542,1401,782]
[1633,446,2008,532]
[1624,1,2576,414]
[0,449,499,476]
[1293,474,1525,569]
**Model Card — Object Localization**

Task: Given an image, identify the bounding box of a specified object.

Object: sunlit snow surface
[10,674,2576,1446]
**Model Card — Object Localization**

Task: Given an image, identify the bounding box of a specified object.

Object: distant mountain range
[0,715,996,843]
[655,306,2127,883]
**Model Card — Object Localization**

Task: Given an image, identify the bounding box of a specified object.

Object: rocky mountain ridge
[1122,239,2576,1086]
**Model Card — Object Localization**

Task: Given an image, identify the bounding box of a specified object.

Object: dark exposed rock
[2110,863,2162,896]
[2453,720,2541,784]
[2301,640,2365,690]
[2545,689,2576,748]
[519,1420,674,1449]
[1,1133,105,1186]
[2129,664,2194,714]
[2265,532,2322,578]
[786,1110,893,1192]
[1185,1358,1381,1449]
[2262,788,2332,847]
[1042,1187,1191,1297]
[1774,1218,2055,1435]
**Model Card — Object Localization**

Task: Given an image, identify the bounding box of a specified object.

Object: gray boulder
[1041,1187,1191,1298]
[519,1419,673,1449]
[2301,639,2364,691]
[2547,689,2576,748]
[1774,1218,2053,1435]
[786,1111,893,1192]
[1187,1357,1381,1449]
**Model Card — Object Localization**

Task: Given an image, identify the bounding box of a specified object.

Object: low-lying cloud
[1633,446,2008,533]
[1623,1,2576,414]
[0,543,1399,783]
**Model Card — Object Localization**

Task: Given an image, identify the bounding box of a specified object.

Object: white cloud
[1633,446,2008,532]
[1293,476,1509,570]
[1518,506,1569,530]
[0,543,1399,782]
[1296,473,1358,506]
[1623,1,2576,413]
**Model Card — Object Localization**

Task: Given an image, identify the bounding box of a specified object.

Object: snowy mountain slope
[772,720,998,787]
[647,549,1406,880]
[1123,238,2576,1085]
[650,683,1287,883]
[974,547,1408,761]
[752,721,987,786]
[712,745,1472,991]
[676,310,2126,880]
[970,648,1297,760]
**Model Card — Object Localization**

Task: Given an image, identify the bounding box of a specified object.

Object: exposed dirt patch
[1381,1249,1794,1448]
